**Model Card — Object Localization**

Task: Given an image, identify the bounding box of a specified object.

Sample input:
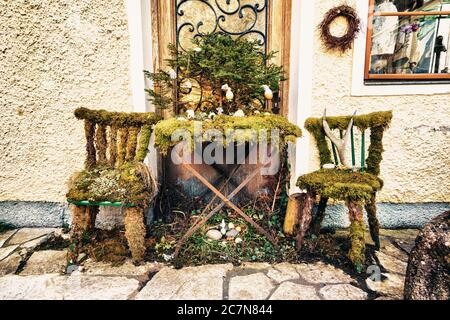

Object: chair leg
[124,207,146,263]
[71,205,96,234]
[311,197,329,236]
[295,190,315,250]
[346,200,366,272]
[365,193,380,250]
[69,205,98,263]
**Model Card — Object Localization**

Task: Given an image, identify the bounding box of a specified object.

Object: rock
[206,229,223,241]
[270,282,320,300]
[239,262,271,270]
[296,262,353,284]
[320,284,368,300]
[366,273,404,299]
[63,275,140,300]
[82,260,162,278]
[226,229,239,238]
[21,250,67,275]
[0,275,140,300]
[404,211,450,300]
[136,264,233,300]
[7,228,56,246]
[267,263,300,283]
[0,252,23,276]
[20,235,52,251]
[229,273,275,300]
[376,251,407,275]
[0,275,65,300]
[0,229,17,248]
[0,244,19,261]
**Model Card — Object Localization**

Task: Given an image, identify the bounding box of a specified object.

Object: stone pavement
[0,227,419,300]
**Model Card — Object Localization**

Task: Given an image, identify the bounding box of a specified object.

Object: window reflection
[369,0,450,75]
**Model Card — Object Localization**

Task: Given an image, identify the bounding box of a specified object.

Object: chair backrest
[304,111,392,176]
[74,108,161,169]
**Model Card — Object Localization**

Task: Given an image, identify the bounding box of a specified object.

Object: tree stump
[404,211,450,300]
[295,191,315,249]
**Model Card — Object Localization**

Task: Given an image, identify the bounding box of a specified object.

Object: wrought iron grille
[175,0,269,53]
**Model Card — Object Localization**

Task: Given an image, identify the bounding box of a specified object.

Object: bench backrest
[304,111,392,176]
[74,108,161,169]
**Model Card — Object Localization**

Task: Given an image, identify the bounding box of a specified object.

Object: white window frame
[351,0,450,96]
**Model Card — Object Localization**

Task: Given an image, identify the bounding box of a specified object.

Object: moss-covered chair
[67,108,161,263]
[297,111,392,271]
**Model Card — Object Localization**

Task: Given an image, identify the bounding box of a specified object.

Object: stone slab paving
[0,228,419,300]
[0,275,140,300]
[21,250,67,275]
[0,228,59,276]
[136,264,233,300]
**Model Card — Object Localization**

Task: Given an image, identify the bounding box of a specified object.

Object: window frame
[364,0,450,81]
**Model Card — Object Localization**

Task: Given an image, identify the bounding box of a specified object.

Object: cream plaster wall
[0,0,133,202]
[309,0,450,203]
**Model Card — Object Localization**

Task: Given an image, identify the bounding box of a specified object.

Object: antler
[322,109,357,168]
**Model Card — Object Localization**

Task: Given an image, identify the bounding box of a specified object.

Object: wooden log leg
[347,200,366,272]
[311,197,329,236]
[124,207,146,263]
[69,205,97,264]
[295,191,315,250]
[365,193,380,250]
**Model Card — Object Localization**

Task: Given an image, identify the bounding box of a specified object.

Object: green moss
[74,107,161,128]
[135,125,153,162]
[304,111,392,172]
[154,114,302,155]
[348,218,366,272]
[297,169,382,202]
[67,162,154,208]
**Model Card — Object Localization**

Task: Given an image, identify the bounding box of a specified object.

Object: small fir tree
[145,33,285,115]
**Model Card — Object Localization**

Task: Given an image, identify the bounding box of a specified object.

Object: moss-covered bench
[67,108,161,263]
[297,111,392,271]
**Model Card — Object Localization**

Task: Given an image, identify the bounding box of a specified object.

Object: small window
[365,0,450,81]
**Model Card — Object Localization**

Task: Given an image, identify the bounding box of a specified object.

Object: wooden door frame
[150,0,293,116]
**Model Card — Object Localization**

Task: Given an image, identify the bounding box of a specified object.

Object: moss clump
[135,125,153,162]
[74,107,161,128]
[67,162,155,208]
[154,114,302,155]
[297,169,382,202]
[304,111,393,172]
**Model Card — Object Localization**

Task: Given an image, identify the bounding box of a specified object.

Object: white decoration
[226,88,234,101]
[233,109,245,117]
[262,85,273,100]
[216,107,224,115]
[323,163,336,169]
[208,112,216,120]
[221,84,230,91]
[168,68,177,80]
[235,238,243,244]
[194,47,202,53]
[186,110,195,119]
